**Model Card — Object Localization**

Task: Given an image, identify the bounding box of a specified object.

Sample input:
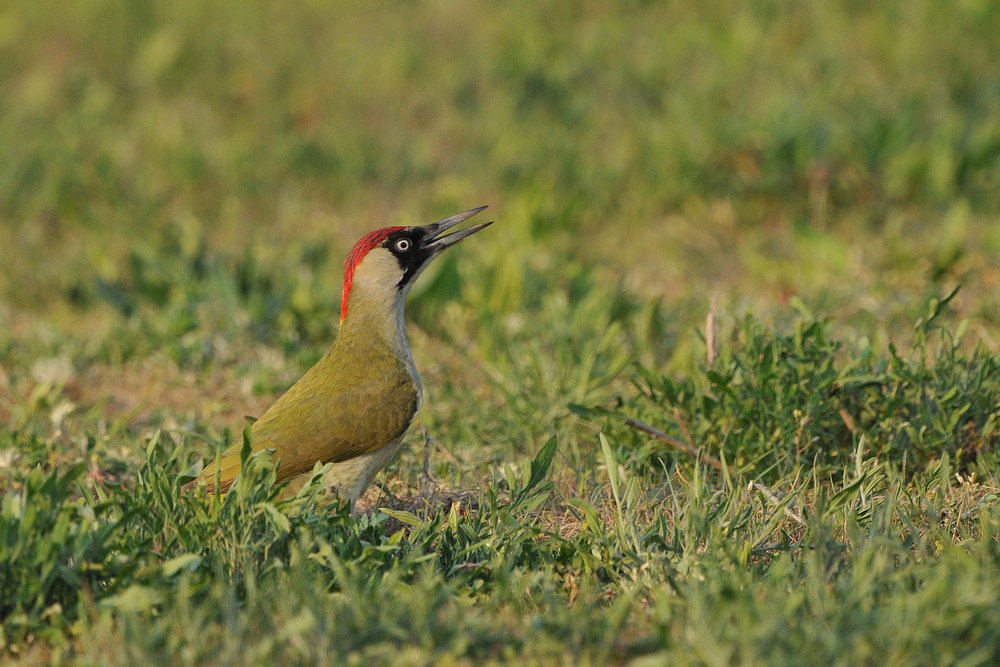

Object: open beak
[423,206,493,253]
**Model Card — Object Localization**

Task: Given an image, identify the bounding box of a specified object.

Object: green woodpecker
[193,207,492,508]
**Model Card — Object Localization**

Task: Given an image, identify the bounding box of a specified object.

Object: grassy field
[2,0,1000,664]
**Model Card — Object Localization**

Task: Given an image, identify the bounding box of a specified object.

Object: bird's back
[202,335,420,494]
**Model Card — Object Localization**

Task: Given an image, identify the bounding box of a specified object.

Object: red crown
[341,227,406,322]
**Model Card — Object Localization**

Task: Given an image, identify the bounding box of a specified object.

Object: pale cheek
[352,251,403,301]
[347,250,412,322]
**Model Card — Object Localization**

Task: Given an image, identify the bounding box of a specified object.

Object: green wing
[200,349,418,492]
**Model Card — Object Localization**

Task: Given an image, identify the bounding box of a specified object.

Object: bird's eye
[394,239,411,252]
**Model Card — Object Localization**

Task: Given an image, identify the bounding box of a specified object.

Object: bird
[191,206,492,509]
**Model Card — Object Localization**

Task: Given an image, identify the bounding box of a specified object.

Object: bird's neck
[335,293,421,400]
[334,250,420,385]
[336,270,415,373]
[337,295,409,353]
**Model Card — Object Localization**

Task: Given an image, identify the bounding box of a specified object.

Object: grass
[2,0,1000,664]
[3,309,999,665]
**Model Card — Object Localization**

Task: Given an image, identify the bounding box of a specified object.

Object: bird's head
[340,206,492,324]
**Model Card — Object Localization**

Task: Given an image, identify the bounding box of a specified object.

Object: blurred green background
[4,2,1000,662]
[2,0,999,361]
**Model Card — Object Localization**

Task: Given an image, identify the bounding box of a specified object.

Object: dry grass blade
[625,417,724,472]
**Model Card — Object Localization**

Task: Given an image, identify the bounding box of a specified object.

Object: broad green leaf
[162,554,202,577]
[98,585,161,613]
[825,471,872,517]
[261,502,291,533]
[380,508,424,528]
[523,436,557,497]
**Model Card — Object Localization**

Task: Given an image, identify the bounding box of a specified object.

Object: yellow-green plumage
[192,207,491,508]
[208,333,419,498]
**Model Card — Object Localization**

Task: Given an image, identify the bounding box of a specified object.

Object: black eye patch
[385,229,431,287]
